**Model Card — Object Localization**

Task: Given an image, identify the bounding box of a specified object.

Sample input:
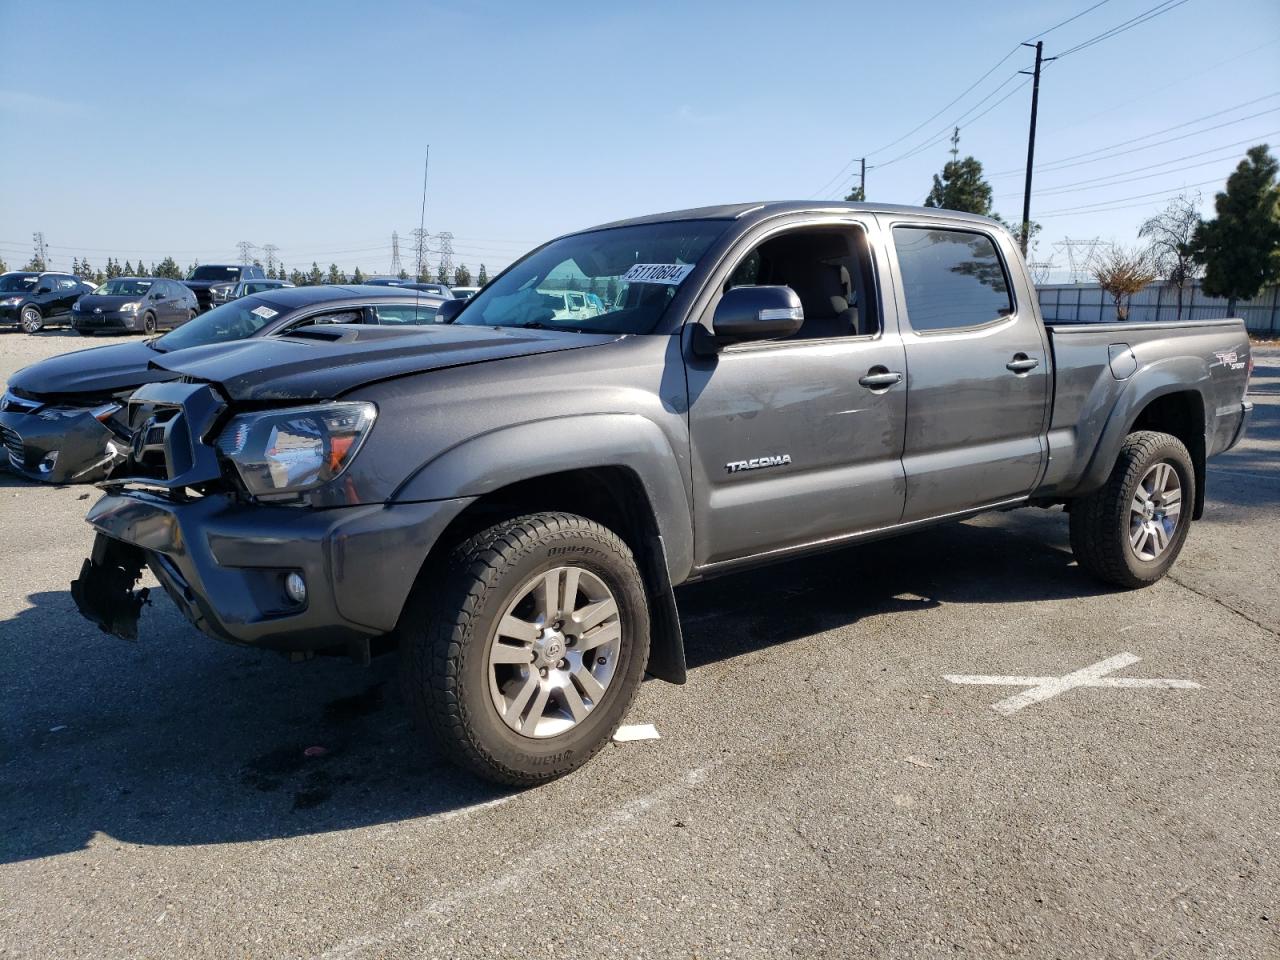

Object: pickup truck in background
[71,202,1253,786]
[181,263,266,311]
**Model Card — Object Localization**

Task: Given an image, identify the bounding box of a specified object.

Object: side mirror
[435,298,467,324]
[706,285,803,347]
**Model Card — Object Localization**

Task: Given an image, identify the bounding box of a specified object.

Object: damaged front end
[71,534,150,640]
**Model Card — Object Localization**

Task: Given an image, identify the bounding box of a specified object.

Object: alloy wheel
[1129,461,1182,561]
[487,565,622,738]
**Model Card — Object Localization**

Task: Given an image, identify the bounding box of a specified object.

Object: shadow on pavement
[0,512,1118,864]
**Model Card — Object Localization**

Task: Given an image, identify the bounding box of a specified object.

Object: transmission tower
[32,232,49,269]
[236,241,256,265]
[410,228,430,280]
[437,231,454,282]
[261,244,279,274]
[1053,237,1109,284]
[390,231,403,276]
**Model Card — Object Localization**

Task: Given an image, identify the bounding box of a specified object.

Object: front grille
[0,423,23,467]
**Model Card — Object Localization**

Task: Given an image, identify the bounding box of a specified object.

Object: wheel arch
[393,415,694,683]
[1073,360,1209,519]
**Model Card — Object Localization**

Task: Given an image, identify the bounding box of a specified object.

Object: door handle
[1006,354,1040,374]
[858,368,903,389]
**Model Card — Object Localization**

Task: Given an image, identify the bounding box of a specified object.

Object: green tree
[844,185,865,202]
[155,256,182,279]
[289,268,306,286]
[307,262,325,285]
[924,156,994,215]
[106,258,122,278]
[1191,145,1280,315]
[437,260,449,285]
[397,268,409,280]
[187,260,199,278]
[454,263,472,286]
[123,260,136,276]
[327,263,345,284]
[477,264,488,286]
[0,256,8,273]
[23,255,47,271]
[351,266,366,284]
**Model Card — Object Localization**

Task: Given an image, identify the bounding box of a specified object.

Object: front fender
[393,413,695,582]
[1069,355,1210,498]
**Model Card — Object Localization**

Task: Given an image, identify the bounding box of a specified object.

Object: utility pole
[949,127,960,161]
[32,232,48,270]
[390,231,403,277]
[1019,41,1055,256]
[859,157,866,200]
[236,241,256,265]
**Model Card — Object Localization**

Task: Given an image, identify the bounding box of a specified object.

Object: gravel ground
[1,329,1276,959]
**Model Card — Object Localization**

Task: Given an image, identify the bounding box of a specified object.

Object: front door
[882,220,1049,522]
[685,219,908,567]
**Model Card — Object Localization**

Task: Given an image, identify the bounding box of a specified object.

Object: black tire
[20,306,43,334]
[1069,430,1195,588]
[398,512,650,786]
[142,312,157,335]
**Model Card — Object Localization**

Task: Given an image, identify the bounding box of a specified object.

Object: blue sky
[1,0,1276,280]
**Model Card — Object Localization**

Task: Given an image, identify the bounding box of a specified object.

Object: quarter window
[373,303,440,325]
[892,227,1012,332]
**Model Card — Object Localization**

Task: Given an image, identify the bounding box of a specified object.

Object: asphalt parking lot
[1,330,1276,959]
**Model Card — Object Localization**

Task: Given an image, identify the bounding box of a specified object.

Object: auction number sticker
[621,263,695,285]
[251,306,278,320]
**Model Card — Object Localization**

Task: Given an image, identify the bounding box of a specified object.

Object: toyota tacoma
[70,202,1253,785]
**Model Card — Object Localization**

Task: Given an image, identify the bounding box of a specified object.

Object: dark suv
[182,264,266,312]
[0,271,97,333]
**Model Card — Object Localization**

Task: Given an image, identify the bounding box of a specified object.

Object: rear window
[373,303,441,325]
[892,227,1013,332]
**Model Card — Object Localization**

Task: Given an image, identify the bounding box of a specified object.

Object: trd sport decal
[726,454,792,474]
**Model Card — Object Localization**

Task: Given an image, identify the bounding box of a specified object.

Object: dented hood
[148,322,621,401]
[7,340,174,400]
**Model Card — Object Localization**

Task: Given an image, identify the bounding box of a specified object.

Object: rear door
[881,218,1049,521]
[684,215,907,566]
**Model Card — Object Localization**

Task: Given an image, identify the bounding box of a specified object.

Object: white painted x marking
[945,652,1201,715]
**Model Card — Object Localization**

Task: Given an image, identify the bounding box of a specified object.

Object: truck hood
[149,323,622,401]
[7,340,172,401]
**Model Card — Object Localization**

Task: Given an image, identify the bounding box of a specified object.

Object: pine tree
[397,268,409,280]
[155,256,182,279]
[289,268,306,286]
[454,264,472,286]
[307,262,325,285]
[1192,144,1280,315]
[437,260,449,285]
[352,266,366,284]
[327,263,345,284]
[477,264,488,286]
[924,155,994,215]
[0,256,9,273]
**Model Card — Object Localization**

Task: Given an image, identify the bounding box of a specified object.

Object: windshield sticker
[621,263,695,285]
[251,306,278,320]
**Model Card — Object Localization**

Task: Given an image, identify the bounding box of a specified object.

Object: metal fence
[1037,281,1280,336]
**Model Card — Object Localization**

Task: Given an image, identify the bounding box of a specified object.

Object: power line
[1054,0,1194,59]
[1034,175,1228,217]
[991,94,1280,176]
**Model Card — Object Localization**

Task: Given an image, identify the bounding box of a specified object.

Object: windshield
[155,297,279,351]
[187,266,241,282]
[94,278,154,296]
[456,220,729,334]
[0,273,39,293]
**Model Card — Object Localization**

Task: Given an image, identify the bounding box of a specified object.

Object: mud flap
[70,534,150,641]
[642,533,687,685]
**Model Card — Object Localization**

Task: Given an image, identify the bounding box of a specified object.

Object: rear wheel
[20,306,43,334]
[1069,430,1194,588]
[398,512,650,785]
[142,312,157,335]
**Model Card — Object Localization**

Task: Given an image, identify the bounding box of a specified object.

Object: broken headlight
[215,402,377,497]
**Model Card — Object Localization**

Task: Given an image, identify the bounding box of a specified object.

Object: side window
[373,303,440,325]
[57,277,79,291]
[292,309,363,329]
[722,226,878,339]
[892,227,1013,333]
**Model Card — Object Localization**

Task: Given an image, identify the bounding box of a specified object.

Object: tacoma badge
[726,454,792,474]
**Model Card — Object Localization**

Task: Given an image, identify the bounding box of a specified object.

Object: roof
[250,283,446,309]
[586,201,1004,232]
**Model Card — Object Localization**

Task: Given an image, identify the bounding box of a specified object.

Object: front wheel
[20,306,43,333]
[398,512,650,785]
[1069,430,1195,588]
[142,312,157,335]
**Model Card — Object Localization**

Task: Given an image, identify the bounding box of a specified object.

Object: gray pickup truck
[71,202,1253,785]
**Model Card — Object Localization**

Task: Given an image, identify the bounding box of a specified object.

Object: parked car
[71,277,199,335]
[70,201,1252,786]
[210,277,294,307]
[537,288,602,321]
[364,277,454,297]
[451,286,480,299]
[181,264,267,312]
[1,285,443,483]
[0,271,97,333]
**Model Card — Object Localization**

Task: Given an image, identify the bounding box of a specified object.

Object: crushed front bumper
[72,490,473,652]
[0,408,123,483]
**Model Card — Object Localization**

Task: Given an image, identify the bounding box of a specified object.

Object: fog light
[284,572,307,605]
[38,450,60,474]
